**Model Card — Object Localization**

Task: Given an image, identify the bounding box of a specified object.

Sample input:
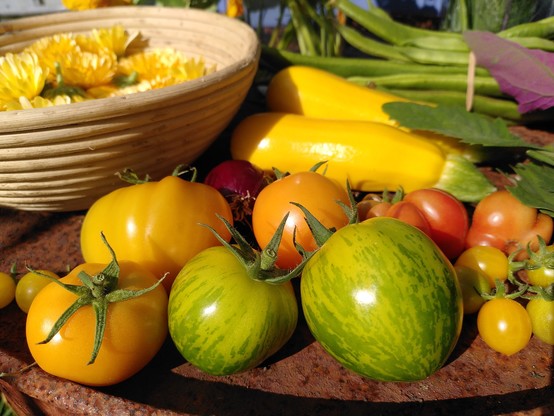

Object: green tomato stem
[36,233,165,365]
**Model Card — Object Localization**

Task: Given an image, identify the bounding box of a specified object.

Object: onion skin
[204,160,268,221]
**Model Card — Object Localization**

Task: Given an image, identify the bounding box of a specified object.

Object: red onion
[204,160,268,221]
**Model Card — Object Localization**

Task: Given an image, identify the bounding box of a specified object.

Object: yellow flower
[0,52,48,106]
[87,80,155,98]
[2,94,86,111]
[26,32,117,89]
[226,0,244,18]
[62,0,133,10]
[60,50,118,89]
[117,48,213,89]
[77,25,137,58]
[25,33,79,83]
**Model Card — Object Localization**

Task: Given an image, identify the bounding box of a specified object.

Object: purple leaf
[463,31,554,114]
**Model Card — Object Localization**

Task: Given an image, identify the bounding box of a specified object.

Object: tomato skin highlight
[15,270,60,313]
[526,297,554,345]
[81,175,233,291]
[454,266,490,314]
[403,188,468,259]
[168,246,298,376]
[466,190,553,257]
[301,217,463,382]
[26,262,168,386]
[454,246,508,288]
[0,272,16,309]
[252,170,350,269]
[477,298,532,356]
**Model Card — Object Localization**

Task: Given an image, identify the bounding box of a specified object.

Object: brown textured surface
[1,94,553,415]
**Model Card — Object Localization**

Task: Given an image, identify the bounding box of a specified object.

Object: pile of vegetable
[261,0,554,123]
[1,146,553,386]
[0,0,553,394]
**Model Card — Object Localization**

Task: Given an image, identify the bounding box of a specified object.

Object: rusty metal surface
[0,200,553,415]
[0,99,553,415]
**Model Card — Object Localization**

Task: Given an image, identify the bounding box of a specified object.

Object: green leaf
[382,102,541,149]
[527,149,554,166]
[507,162,554,216]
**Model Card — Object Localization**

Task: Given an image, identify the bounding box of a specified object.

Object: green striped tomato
[167,246,298,376]
[301,217,463,382]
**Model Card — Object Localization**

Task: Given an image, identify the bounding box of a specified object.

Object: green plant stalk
[333,0,461,46]
[498,16,554,38]
[441,0,470,32]
[382,88,552,123]
[348,73,503,97]
[295,0,339,57]
[287,0,319,56]
[510,36,554,51]
[399,45,470,66]
[260,46,491,77]
[470,0,539,32]
[405,35,470,52]
[336,24,411,61]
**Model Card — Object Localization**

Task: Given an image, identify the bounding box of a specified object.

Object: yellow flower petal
[0,52,48,105]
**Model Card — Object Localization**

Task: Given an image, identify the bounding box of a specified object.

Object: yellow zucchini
[266,65,405,126]
[230,112,495,202]
[266,65,487,163]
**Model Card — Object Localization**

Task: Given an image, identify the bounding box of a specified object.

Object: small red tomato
[385,201,431,236]
[403,188,469,259]
[466,190,553,258]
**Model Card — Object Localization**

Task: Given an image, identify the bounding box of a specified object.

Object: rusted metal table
[1,90,553,415]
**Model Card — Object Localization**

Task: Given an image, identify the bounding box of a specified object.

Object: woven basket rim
[0,6,260,132]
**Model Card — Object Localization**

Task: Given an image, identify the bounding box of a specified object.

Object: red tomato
[252,170,350,269]
[385,201,431,236]
[403,188,469,259]
[466,190,553,258]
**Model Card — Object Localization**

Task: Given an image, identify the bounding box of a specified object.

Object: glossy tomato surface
[15,269,60,313]
[403,188,469,259]
[252,170,350,269]
[301,217,463,381]
[477,298,532,356]
[168,246,298,375]
[81,175,233,291]
[466,190,553,257]
[454,246,508,288]
[526,297,554,345]
[26,262,168,386]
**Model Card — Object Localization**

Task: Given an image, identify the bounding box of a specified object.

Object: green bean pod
[348,73,503,97]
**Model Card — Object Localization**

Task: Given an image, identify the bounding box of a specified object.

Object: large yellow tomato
[80,174,233,292]
[26,260,168,386]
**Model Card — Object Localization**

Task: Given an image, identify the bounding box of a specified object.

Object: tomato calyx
[509,237,554,301]
[116,164,199,186]
[203,214,308,284]
[36,233,165,365]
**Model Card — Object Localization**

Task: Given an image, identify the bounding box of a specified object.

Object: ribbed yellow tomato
[81,175,233,291]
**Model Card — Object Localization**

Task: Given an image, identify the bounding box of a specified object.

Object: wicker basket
[0,6,260,212]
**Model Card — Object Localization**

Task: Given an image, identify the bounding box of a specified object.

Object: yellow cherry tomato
[477,298,532,355]
[15,269,60,313]
[455,246,509,287]
[0,271,16,309]
[526,297,554,345]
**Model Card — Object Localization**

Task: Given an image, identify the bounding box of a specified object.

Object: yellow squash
[230,112,494,202]
[266,65,486,163]
[266,65,406,126]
